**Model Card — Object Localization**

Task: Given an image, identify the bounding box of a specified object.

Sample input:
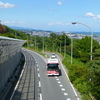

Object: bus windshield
[47,64,59,70]
[47,64,58,68]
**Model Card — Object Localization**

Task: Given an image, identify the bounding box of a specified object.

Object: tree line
[0,25,100,99]
[27,33,100,100]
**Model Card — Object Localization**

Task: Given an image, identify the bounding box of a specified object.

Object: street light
[72,22,93,60]
[70,32,73,64]
[42,33,44,54]
[64,34,66,58]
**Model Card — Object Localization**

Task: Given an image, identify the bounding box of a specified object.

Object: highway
[28,50,80,100]
[10,50,39,100]
[10,49,81,100]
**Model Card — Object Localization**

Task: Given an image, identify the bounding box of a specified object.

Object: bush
[62,54,91,99]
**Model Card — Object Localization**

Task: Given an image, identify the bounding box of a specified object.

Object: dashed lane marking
[56,78,59,80]
[61,88,65,91]
[40,93,42,100]
[66,98,71,100]
[39,81,41,87]
[38,73,40,77]
[59,84,63,87]
[37,68,39,71]
[58,81,61,83]
[64,93,68,96]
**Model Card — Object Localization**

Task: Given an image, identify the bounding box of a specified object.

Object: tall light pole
[42,32,44,54]
[60,41,61,54]
[70,32,73,64]
[64,34,66,58]
[72,22,93,60]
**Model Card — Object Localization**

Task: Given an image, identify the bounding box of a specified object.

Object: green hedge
[62,54,92,100]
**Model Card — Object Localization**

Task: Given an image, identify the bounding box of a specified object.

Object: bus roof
[47,58,59,64]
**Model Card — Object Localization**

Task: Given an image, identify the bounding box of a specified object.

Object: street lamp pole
[42,33,44,54]
[58,40,61,53]
[70,32,73,64]
[64,34,66,58]
[72,22,93,60]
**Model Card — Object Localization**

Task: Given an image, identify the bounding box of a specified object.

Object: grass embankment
[24,47,92,100]
[62,54,92,100]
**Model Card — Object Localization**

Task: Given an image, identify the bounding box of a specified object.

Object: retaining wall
[0,36,26,93]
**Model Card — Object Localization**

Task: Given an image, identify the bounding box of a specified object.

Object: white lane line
[57,56,80,100]
[66,98,71,100]
[39,81,41,87]
[56,78,59,81]
[27,51,43,100]
[58,81,61,83]
[61,88,65,91]
[40,93,42,100]
[37,68,39,72]
[59,84,63,87]
[64,93,68,96]
[10,54,27,100]
[38,73,40,77]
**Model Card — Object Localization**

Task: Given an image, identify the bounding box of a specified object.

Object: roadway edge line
[40,93,42,100]
[10,52,27,100]
[57,55,80,100]
[29,50,80,100]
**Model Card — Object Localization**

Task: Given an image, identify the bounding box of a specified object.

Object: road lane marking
[58,81,61,83]
[10,53,27,100]
[40,93,42,100]
[56,78,59,80]
[39,81,41,87]
[64,93,68,95]
[37,68,39,71]
[67,98,71,100]
[61,88,65,91]
[38,73,40,77]
[57,56,80,100]
[27,50,43,100]
[59,84,63,87]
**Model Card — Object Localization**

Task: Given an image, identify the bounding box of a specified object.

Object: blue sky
[0,0,100,32]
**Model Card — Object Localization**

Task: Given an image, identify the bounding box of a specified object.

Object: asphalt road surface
[28,50,81,100]
[10,50,81,100]
[10,50,39,100]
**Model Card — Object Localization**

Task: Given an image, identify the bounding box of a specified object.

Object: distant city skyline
[1,0,100,32]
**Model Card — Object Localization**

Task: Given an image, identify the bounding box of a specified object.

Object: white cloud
[3,20,25,24]
[18,21,25,23]
[3,20,12,23]
[85,12,95,17]
[58,1,62,5]
[0,2,15,8]
[96,15,100,19]
[48,22,70,26]
[49,8,54,10]
[85,12,100,20]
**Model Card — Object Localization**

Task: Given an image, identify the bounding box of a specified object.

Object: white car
[51,53,56,58]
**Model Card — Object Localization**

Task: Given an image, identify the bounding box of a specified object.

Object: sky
[0,0,100,32]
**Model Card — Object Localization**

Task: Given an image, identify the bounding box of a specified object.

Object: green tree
[87,60,100,99]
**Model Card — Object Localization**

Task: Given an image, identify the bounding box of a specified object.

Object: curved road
[10,49,81,100]
[28,50,80,100]
[10,50,39,100]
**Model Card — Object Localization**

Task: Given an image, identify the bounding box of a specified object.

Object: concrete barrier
[0,36,26,99]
